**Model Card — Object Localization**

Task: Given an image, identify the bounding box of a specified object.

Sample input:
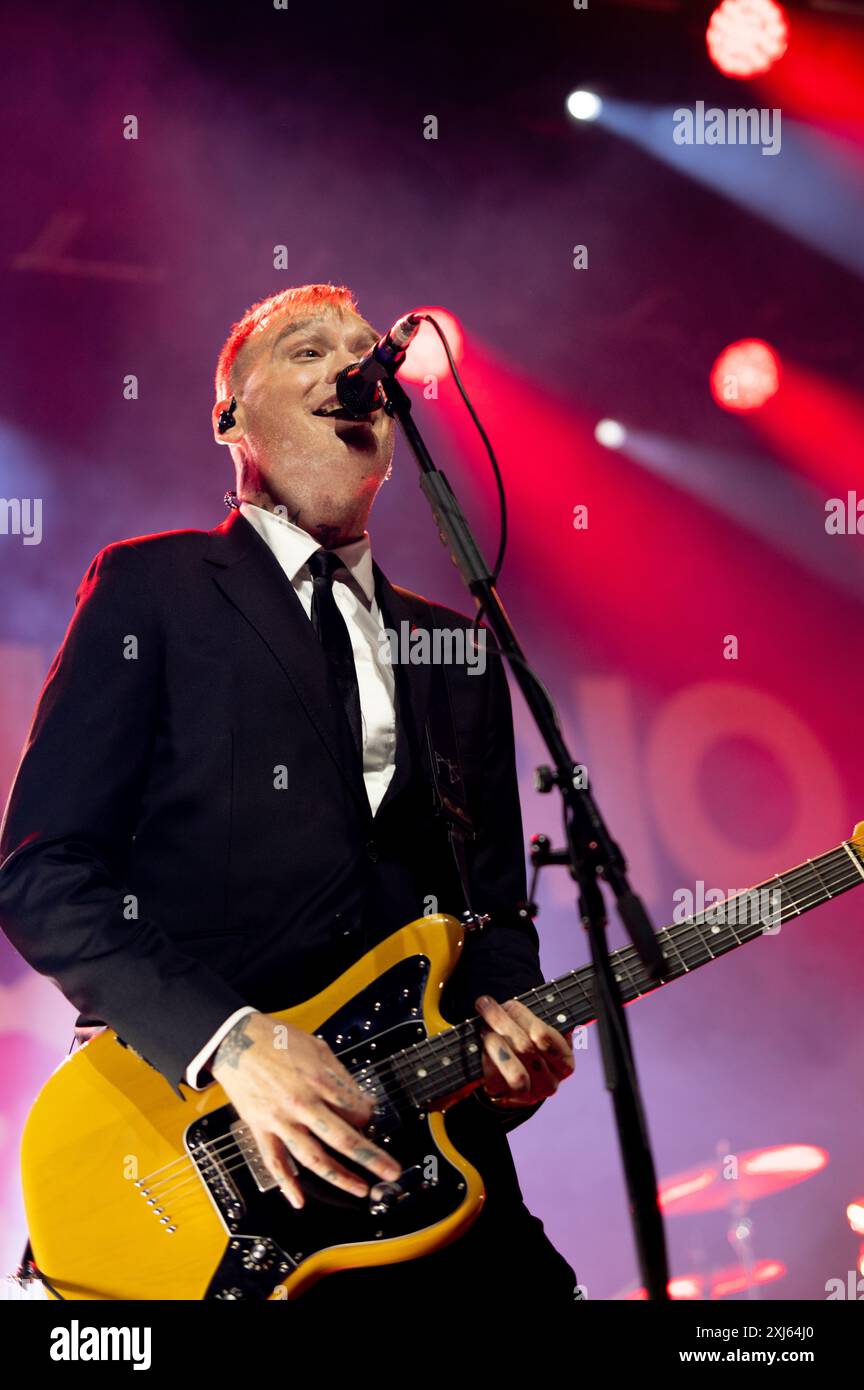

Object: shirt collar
[238,500,375,605]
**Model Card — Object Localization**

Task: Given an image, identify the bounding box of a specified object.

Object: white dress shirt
[183,501,397,1088]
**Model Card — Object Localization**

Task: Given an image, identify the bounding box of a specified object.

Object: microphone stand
[381,374,671,1301]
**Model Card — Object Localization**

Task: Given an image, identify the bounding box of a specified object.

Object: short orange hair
[214,283,362,400]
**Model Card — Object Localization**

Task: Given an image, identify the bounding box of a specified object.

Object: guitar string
[135,853,862,1199]
[138,855,863,1203]
[592,856,858,978]
[223,852,864,1129]
[138,881,863,1213]
[136,854,862,1196]
[599,854,861,1002]
[148,1149,404,1213]
[143,886,864,1212]
[144,845,860,1210]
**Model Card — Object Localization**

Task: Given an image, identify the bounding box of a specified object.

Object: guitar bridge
[187,1115,247,1229]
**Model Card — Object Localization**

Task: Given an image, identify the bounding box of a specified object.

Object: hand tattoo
[212,1015,255,1072]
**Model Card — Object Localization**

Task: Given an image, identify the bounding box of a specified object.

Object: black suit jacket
[0,509,546,1152]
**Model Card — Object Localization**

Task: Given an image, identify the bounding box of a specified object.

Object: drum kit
[617,1142,829,1300]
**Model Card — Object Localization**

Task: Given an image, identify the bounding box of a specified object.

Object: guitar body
[21,913,486,1301]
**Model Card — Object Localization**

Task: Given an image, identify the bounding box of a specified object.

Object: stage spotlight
[398,307,463,385]
[710,338,781,413]
[567,90,602,122]
[847,1198,864,1236]
[595,418,627,449]
[706,0,789,79]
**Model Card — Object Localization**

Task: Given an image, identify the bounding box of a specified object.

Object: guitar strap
[414,597,481,920]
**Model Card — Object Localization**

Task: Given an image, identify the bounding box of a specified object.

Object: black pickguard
[186,956,473,1300]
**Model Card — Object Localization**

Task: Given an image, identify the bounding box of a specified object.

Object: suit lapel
[204,509,370,819]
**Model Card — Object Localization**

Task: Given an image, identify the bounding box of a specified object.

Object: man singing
[0,283,578,1312]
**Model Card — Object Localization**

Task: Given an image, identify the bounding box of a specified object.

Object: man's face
[227,306,395,525]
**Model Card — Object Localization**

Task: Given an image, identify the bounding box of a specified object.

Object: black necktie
[305,548,363,764]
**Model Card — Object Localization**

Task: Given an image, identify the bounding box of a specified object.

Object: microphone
[336,312,422,416]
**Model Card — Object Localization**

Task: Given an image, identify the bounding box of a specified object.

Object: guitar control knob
[242,1242,273,1270]
[368,1181,402,1215]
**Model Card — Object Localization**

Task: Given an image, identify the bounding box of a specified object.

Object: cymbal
[658,1144,827,1215]
[621,1258,787,1301]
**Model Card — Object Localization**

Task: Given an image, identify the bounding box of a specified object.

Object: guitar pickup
[230,1120,279,1193]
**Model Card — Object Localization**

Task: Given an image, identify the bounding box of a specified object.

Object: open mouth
[312,404,375,423]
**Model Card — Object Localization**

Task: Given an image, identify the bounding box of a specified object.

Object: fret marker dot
[545,994,555,1002]
[441,1055,451,1066]
[416,1067,427,1078]
[711,925,720,934]
[468,1043,478,1053]
[556,1013,566,1024]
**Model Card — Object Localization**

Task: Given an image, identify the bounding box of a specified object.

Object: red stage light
[623,1275,704,1300]
[398,307,463,385]
[710,338,781,412]
[626,1261,786,1301]
[710,1259,787,1299]
[668,1275,703,1300]
[707,0,789,79]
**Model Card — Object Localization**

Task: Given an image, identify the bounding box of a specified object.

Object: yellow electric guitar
[19,826,864,1301]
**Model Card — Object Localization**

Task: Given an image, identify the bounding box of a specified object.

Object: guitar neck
[522,837,864,1029]
[387,838,864,1112]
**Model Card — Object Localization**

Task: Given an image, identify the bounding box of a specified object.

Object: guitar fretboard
[376,838,864,1113]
